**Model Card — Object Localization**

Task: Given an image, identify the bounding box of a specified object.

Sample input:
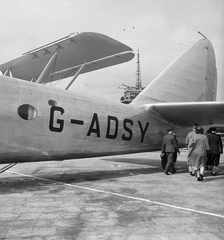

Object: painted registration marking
[49,106,149,142]
[70,119,84,125]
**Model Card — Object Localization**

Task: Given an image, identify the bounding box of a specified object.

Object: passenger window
[17,104,37,120]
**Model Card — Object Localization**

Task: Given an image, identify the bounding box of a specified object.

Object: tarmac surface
[0,150,224,240]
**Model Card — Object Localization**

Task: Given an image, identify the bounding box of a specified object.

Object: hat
[196,126,204,134]
[210,127,217,132]
[167,128,174,132]
[193,124,198,129]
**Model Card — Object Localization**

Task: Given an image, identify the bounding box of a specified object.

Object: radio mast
[120,49,144,104]
[136,49,143,90]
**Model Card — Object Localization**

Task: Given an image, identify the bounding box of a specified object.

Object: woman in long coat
[188,127,210,181]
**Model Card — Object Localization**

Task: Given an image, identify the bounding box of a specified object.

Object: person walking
[207,127,223,176]
[172,132,179,173]
[205,127,212,170]
[185,124,198,175]
[161,128,179,175]
[188,127,210,181]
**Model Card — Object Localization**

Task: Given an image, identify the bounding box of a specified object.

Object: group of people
[161,124,223,181]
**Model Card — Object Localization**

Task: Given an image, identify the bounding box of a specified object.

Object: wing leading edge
[0,32,134,84]
[142,102,224,127]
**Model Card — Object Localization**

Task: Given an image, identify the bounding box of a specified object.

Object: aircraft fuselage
[0,75,187,164]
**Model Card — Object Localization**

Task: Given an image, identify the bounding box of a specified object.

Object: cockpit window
[18,104,37,120]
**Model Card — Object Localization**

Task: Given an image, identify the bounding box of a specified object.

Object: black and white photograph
[0,0,223,239]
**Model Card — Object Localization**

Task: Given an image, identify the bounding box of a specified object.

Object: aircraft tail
[131,38,217,106]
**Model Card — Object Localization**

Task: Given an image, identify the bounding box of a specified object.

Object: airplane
[0,31,223,172]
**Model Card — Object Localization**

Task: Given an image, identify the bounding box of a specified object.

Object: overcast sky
[1,0,223,102]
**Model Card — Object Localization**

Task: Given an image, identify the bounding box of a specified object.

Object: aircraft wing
[0,32,134,83]
[145,102,224,127]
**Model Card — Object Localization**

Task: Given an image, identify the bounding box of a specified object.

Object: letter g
[49,106,65,132]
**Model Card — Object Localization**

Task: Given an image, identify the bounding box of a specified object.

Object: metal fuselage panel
[0,76,184,164]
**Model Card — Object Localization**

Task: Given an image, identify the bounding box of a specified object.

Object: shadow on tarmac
[0,158,187,194]
[0,157,223,194]
[0,163,163,194]
[101,157,189,172]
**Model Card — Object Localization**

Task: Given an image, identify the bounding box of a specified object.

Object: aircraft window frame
[17,104,37,120]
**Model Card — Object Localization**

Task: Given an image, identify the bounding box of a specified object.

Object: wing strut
[36,52,57,84]
[65,62,86,90]
[3,69,13,77]
[0,163,17,174]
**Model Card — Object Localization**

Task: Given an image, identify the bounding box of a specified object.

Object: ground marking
[7,170,224,219]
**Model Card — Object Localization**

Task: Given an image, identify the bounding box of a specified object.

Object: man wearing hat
[161,128,179,175]
[207,127,223,176]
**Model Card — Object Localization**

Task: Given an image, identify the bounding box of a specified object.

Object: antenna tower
[135,49,142,90]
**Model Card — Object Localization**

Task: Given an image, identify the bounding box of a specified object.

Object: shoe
[212,172,217,176]
[189,172,195,176]
[200,174,203,182]
[197,177,201,181]
[164,172,171,175]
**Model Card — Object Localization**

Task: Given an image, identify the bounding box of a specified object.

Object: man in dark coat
[207,127,223,176]
[161,128,179,175]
